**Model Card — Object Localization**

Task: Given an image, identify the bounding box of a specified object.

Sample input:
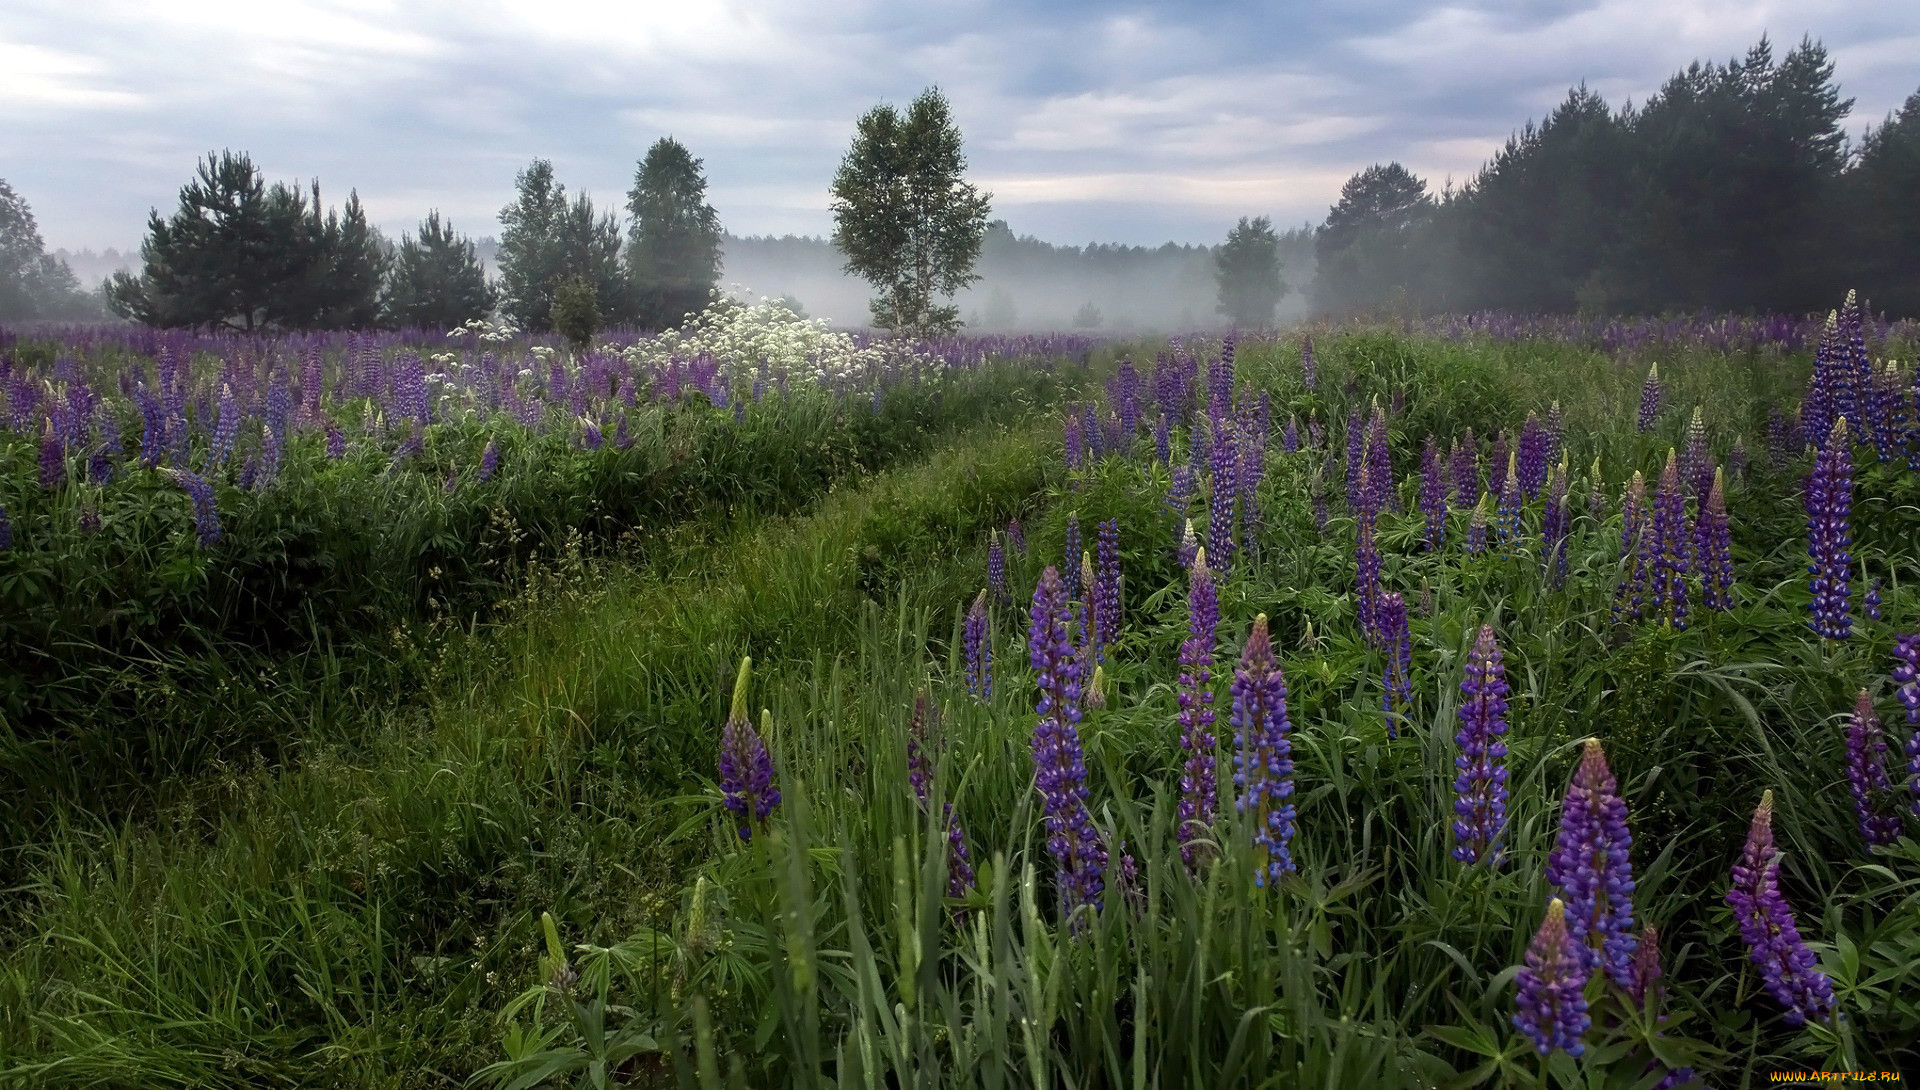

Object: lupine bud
[1546,739,1639,985]
[1806,418,1854,640]
[988,533,1009,606]
[964,590,992,699]
[1542,460,1570,588]
[1176,549,1221,871]
[1513,899,1591,1056]
[717,657,780,840]
[1028,566,1106,919]
[1452,625,1510,865]
[1232,614,1297,885]
[1586,456,1606,516]
[1466,494,1489,556]
[1726,791,1837,1026]
[1696,467,1734,611]
[1637,363,1663,433]
[1006,518,1026,554]
[1845,690,1901,849]
[1627,924,1665,1009]
[1378,593,1412,736]
[1496,451,1523,551]
[1300,336,1317,391]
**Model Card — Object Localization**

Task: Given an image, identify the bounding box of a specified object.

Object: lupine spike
[717,657,780,840]
[1726,791,1837,1026]
[1378,592,1412,736]
[988,532,1009,606]
[1063,516,1082,598]
[1028,566,1107,919]
[1232,614,1297,885]
[1093,518,1121,660]
[1355,510,1381,642]
[1651,449,1691,630]
[1807,417,1854,640]
[1545,739,1639,985]
[1177,549,1221,871]
[1496,450,1523,550]
[1452,624,1510,865]
[1894,635,1920,819]
[1697,467,1734,611]
[964,590,992,699]
[1513,898,1591,1056]
[1844,689,1901,849]
[1466,494,1489,556]
[1637,362,1663,433]
[1419,434,1448,551]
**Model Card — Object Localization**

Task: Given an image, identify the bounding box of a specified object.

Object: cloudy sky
[6,0,1917,253]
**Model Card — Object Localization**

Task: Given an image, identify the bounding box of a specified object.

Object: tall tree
[1851,88,1920,316]
[627,137,723,329]
[830,86,992,337]
[1214,215,1288,327]
[106,151,384,330]
[383,211,496,328]
[497,160,629,331]
[0,179,95,321]
[1312,163,1434,316]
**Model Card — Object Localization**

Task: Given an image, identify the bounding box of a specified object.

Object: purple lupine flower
[1893,635,1920,820]
[163,468,222,546]
[1545,400,1565,468]
[1176,549,1220,871]
[1517,411,1548,499]
[964,589,992,699]
[1451,429,1479,504]
[319,418,343,460]
[1344,410,1365,506]
[1365,403,1394,515]
[1355,511,1381,643]
[1542,461,1570,588]
[1153,413,1171,464]
[906,690,935,804]
[1650,450,1691,631]
[1176,517,1199,572]
[1726,791,1837,1027]
[1081,402,1101,460]
[1512,899,1591,1057]
[1681,407,1712,499]
[1614,472,1651,626]
[1007,518,1026,554]
[1232,614,1297,885]
[1207,400,1238,567]
[1546,739,1639,986]
[89,404,120,485]
[1378,592,1412,737]
[1063,516,1083,599]
[1300,336,1317,391]
[1766,407,1795,467]
[1465,495,1489,556]
[988,533,1009,606]
[209,384,240,471]
[38,418,64,491]
[1282,414,1300,454]
[1028,566,1107,919]
[1845,690,1901,849]
[1729,435,1749,482]
[1306,412,1324,450]
[1079,553,1098,665]
[1865,577,1883,622]
[1696,467,1734,611]
[1807,417,1854,640]
[1488,431,1509,493]
[717,657,780,840]
[1167,459,1196,540]
[1419,435,1448,551]
[1093,519,1121,660]
[1063,411,1085,472]
[1452,624,1510,865]
[1310,471,1329,533]
[1236,401,1267,540]
[1495,452,1523,551]
[1586,457,1607,516]
[1636,363,1663,433]
[581,416,604,451]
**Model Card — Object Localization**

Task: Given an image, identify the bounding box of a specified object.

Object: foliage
[382,210,496,329]
[1215,214,1289,327]
[497,160,631,333]
[549,275,602,351]
[830,86,992,337]
[625,138,723,331]
[104,150,386,331]
[0,179,96,322]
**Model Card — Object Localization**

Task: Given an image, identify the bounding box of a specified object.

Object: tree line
[1311,35,1920,318]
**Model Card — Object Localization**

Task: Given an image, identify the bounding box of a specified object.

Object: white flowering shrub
[621,293,924,388]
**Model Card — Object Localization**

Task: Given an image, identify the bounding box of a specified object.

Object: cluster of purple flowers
[1091,519,1121,662]
[1896,635,1920,821]
[717,658,780,841]
[1452,625,1510,865]
[1649,450,1691,630]
[1176,550,1221,870]
[1805,418,1854,640]
[1844,690,1902,849]
[964,590,992,699]
[1232,614,1297,885]
[1513,899,1591,1056]
[1419,436,1448,550]
[1028,566,1108,917]
[1726,791,1837,1027]
[1546,740,1639,985]
[1377,593,1412,736]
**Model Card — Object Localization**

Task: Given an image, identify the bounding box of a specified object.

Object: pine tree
[1214,215,1288,327]
[627,137,722,329]
[384,211,496,328]
[498,159,629,331]
[830,86,992,337]
[1311,163,1434,316]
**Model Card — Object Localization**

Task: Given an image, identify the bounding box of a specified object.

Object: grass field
[2,314,1918,1087]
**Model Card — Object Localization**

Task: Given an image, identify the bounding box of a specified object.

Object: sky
[5,0,1918,253]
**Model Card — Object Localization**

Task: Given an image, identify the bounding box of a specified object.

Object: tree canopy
[1215,215,1289,327]
[383,211,496,329]
[627,137,723,330]
[0,179,96,321]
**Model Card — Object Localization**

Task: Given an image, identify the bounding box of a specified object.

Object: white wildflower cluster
[622,292,923,388]
[449,317,521,344]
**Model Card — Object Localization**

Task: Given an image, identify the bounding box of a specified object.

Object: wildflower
[1893,635,1920,819]
[1518,411,1548,498]
[1627,924,1665,1009]
[1355,510,1381,642]
[1451,429,1479,504]
[1177,550,1220,870]
[1093,519,1121,660]
[1806,417,1854,640]
[1586,456,1606,516]
[1513,899,1591,1057]
[326,419,346,460]
[1496,451,1524,551]
[38,418,63,491]
[1028,566,1107,918]
[1844,690,1901,849]
[1300,336,1317,390]
[1452,625,1510,865]
[163,468,222,546]
[1725,791,1837,1026]
[1650,450,1691,630]
[1282,414,1300,454]
[1154,412,1171,463]
[1637,363,1663,433]
[1465,494,1489,556]
[1063,516,1083,598]
[1344,410,1365,506]
[964,590,992,699]
[1378,592,1412,736]
[1208,401,1238,567]
[1364,403,1393,515]
[717,658,780,840]
[1546,739,1639,985]
[1419,435,1448,551]
[1613,472,1651,625]
[1006,518,1026,554]
[1232,614,1297,885]
[1681,407,1712,499]
[988,533,1009,606]
[1865,577,1883,622]
[1696,468,1734,611]
[1542,460,1570,588]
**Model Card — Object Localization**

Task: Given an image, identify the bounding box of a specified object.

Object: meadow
[1,300,1918,1088]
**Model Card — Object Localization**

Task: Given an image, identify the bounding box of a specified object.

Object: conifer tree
[627,137,722,329]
